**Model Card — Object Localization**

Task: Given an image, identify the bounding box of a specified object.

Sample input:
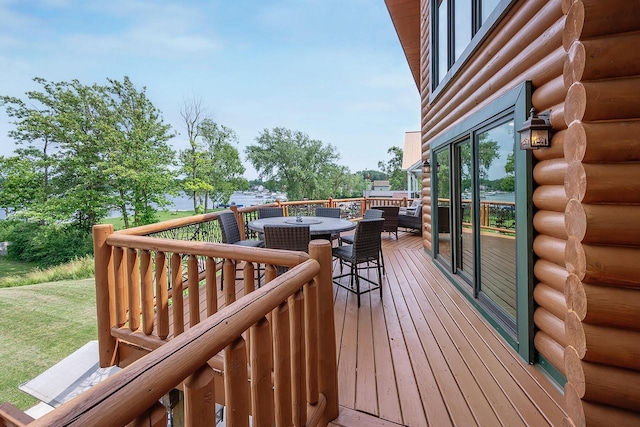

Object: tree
[245,127,340,201]
[198,119,248,210]
[2,76,177,230]
[179,98,210,212]
[102,77,177,227]
[378,146,406,190]
[0,156,41,218]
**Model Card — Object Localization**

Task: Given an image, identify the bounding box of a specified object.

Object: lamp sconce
[518,108,552,150]
[423,159,431,174]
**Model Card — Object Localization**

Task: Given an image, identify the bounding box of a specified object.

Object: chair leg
[380,249,386,274]
[355,267,361,308]
[377,259,383,299]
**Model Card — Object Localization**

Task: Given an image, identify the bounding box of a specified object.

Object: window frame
[430,0,517,100]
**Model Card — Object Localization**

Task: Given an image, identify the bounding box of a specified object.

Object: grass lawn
[101,209,224,230]
[0,278,97,410]
[0,258,39,278]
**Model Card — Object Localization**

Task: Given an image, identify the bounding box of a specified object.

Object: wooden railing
[3,210,338,426]
[30,246,337,426]
[1,196,418,426]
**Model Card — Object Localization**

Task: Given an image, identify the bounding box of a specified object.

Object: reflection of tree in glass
[436,150,450,199]
[476,132,500,182]
[501,152,515,192]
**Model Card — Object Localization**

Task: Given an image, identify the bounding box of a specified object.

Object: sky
[0,0,420,180]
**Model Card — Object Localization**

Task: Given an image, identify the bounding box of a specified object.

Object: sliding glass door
[433,118,518,335]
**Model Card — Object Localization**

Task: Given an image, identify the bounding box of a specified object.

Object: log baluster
[205,256,218,317]
[304,279,319,405]
[224,337,250,427]
[188,255,200,327]
[127,248,141,332]
[128,401,167,427]
[155,252,169,340]
[250,317,274,427]
[184,364,216,427]
[289,290,306,427]
[113,246,127,327]
[224,259,236,305]
[140,250,154,336]
[273,300,292,426]
[171,253,184,336]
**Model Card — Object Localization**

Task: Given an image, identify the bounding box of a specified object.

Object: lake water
[0,191,285,221]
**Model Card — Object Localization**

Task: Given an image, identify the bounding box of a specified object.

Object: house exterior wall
[399,0,640,424]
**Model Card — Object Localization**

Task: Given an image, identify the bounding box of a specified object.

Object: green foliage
[177,101,246,212]
[0,221,93,267]
[1,76,176,231]
[245,127,340,201]
[377,146,406,190]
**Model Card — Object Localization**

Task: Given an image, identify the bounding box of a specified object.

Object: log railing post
[230,205,246,240]
[309,239,339,423]
[93,224,116,367]
[184,364,216,427]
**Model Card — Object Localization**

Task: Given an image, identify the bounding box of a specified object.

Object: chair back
[257,207,284,219]
[363,209,383,220]
[352,218,384,261]
[315,207,340,218]
[373,206,399,233]
[218,211,242,244]
[263,225,311,253]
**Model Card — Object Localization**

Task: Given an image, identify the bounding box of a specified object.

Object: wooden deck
[169,231,564,426]
[331,231,565,426]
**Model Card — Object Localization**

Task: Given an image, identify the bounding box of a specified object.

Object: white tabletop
[248,216,356,236]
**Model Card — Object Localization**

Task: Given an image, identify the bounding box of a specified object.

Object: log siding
[387,0,640,424]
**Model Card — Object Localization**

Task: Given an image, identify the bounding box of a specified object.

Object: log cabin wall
[562,1,640,425]
[418,0,570,377]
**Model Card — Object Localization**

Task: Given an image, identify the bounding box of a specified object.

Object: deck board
[331,232,565,426]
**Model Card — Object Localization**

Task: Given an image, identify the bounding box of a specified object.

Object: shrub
[2,221,93,267]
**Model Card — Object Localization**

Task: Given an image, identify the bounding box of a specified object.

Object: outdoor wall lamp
[423,159,431,174]
[518,108,551,150]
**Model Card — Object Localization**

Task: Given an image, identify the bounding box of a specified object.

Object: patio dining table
[247,216,356,241]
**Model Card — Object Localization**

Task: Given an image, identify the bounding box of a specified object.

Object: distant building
[401,131,421,199]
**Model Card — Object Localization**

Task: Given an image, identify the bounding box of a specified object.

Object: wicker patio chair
[332,218,385,307]
[314,206,341,242]
[218,211,264,288]
[339,208,385,272]
[314,207,341,218]
[371,205,399,239]
[263,224,311,275]
[257,207,284,219]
